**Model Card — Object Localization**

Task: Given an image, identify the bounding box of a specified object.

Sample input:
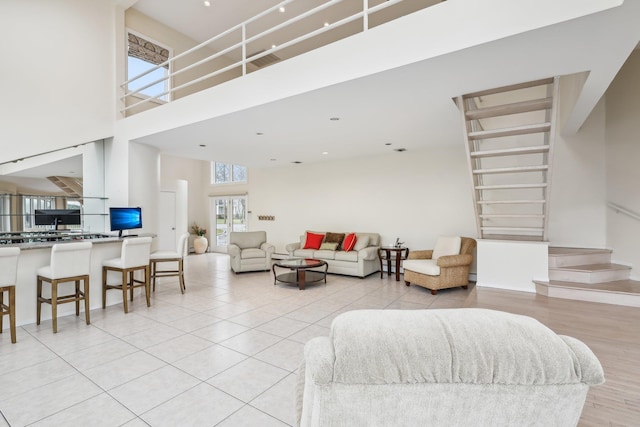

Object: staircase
[47,176,83,198]
[457,77,558,241]
[535,247,640,307]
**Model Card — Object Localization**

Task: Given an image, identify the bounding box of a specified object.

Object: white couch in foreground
[285,232,380,278]
[296,308,604,427]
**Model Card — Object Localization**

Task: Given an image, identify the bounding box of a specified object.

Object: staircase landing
[537,246,639,307]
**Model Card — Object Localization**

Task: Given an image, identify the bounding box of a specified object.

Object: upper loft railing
[120,0,444,117]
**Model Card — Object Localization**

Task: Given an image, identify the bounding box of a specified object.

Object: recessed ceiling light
[203,1,210,6]
[324,22,329,27]
[199,144,206,147]
[330,117,339,121]
[256,132,263,135]
[279,6,285,12]
[271,44,276,49]
[385,143,392,146]
[292,161,302,164]
[322,151,328,155]
[394,148,407,152]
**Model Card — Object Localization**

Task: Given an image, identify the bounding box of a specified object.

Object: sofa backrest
[230,231,266,249]
[299,231,380,248]
[328,308,604,386]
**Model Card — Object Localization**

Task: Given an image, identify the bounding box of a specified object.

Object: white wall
[605,50,640,279]
[0,0,115,162]
[548,77,608,248]
[128,142,160,244]
[248,146,477,257]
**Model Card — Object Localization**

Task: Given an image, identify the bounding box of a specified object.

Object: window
[212,162,247,184]
[0,195,10,232]
[22,195,55,230]
[127,32,170,101]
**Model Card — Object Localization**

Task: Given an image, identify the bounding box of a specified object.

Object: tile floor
[2,253,469,427]
[2,253,638,426]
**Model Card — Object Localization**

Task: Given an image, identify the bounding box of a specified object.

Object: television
[34,209,81,230]
[109,207,143,237]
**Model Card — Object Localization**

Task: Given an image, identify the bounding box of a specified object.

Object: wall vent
[248,50,281,68]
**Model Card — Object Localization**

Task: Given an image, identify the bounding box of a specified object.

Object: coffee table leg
[298,269,306,290]
[395,254,401,281]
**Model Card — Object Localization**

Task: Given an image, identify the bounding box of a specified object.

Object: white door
[209,195,247,252]
[158,191,177,251]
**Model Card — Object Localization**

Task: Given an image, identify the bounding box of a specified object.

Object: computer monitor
[109,207,142,237]
[34,209,81,230]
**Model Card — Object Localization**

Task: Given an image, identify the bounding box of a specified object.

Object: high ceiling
[126,0,640,170]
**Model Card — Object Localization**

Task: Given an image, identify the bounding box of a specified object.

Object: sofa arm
[261,242,275,254]
[227,243,241,257]
[437,253,473,268]
[407,250,433,260]
[304,336,335,385]
[286,241,301,253]
[358,246,379,261]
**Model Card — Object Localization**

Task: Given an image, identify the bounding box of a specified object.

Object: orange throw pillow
[303,232,325,250]
[342,233,357,251]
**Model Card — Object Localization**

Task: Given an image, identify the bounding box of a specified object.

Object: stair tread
[463,77,554,99]
[479,200,546,204]
[473,165,548,174]
[468,123,551,140]
[535,279,640,295]
[476,183,547,189]
[465,98,552,120]
[470,145,550,157]
[549,247,612,256]
[550,263,631,272]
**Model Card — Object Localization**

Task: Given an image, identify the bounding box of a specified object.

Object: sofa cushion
[432,236,462,260]
[325,232,345,248]
[241,248,266,259]
[314,250,336,260]
[320,242,339,251]
[304,232,325,250]
[403,259,440,276]
[294,249,316,258]
[335,250,358,262]
[342,233,357,251]
[353,235,370,251]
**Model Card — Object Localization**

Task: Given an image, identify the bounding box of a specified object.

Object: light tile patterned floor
[1,253,638,426]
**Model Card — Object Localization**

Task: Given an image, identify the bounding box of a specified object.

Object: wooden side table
[378,246,409,281]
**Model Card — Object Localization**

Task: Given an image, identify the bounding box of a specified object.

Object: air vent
[248,50,281,68]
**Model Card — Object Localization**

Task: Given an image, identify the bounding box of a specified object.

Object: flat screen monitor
[109,207,142,237]
[34,209,81,230]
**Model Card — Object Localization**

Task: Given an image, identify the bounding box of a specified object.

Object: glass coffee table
[272,258,328,290]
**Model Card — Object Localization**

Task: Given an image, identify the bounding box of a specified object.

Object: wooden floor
[464,286,640,426]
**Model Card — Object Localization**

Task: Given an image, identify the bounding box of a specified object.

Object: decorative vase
[193,236,208,254]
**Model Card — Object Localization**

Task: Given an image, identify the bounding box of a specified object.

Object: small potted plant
[191,223,208,254]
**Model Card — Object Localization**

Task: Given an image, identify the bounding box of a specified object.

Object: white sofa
[296,308,604,427]
[285,232,380,278]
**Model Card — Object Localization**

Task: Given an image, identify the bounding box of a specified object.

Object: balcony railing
[120,0,443,116]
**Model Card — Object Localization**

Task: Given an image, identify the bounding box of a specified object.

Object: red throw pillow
[342,233,357,251]
[303,232,325,250]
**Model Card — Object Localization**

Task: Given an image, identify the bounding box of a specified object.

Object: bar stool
[102,236,152,313]
[0,247,20,343]
[149,233,189,294]
[37,242,92,333]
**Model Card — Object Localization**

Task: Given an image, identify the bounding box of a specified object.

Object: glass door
[209,195,247,252]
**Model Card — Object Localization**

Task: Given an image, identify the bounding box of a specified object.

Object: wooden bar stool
[102,237,152,313]
[37,242,92,333]
[149,233,189,294]
[0,247,20,343]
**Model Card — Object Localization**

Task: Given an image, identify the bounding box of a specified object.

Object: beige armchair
[403,236,476,294]
[228,231,275,273]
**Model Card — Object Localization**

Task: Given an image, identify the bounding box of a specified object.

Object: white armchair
[296,309,604,427]
[228,231,275,273]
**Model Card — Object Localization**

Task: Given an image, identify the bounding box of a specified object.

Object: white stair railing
[608,202,640,222]
[120,0,444,116]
